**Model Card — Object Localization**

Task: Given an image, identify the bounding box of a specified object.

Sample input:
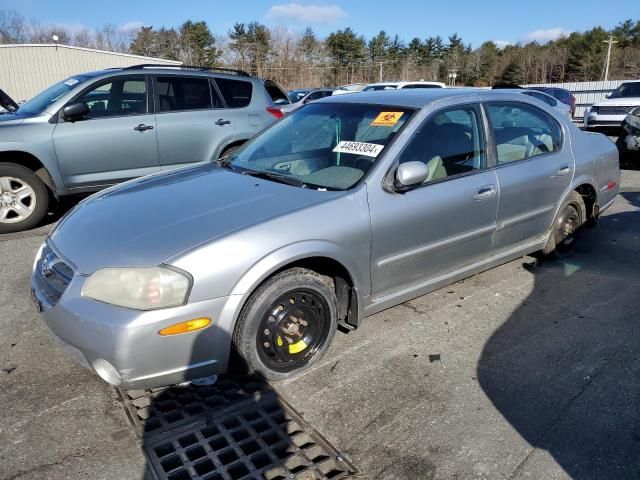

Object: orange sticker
[371,111,404,127]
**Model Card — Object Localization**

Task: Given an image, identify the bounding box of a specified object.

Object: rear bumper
[32,272,239,389]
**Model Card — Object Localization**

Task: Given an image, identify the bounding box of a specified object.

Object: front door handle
[475,185,497,201]
[133,124,153,132]
[215,119,231,126]
[556,165,572,176]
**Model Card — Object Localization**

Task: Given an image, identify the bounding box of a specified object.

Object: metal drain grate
[120,376,271,438]
[117,376,357,480]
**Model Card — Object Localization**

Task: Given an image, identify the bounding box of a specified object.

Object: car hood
[594,97,640,107]
[50,164,340,274]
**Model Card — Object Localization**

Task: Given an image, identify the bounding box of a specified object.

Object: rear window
[264,80,291,106]
[215,78,253,108]
[157,77,217,112]
[401,84,443,89]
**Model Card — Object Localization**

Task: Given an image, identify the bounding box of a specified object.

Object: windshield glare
[18,76,88,115]
[611,82,640,99]
[229,103,413,190]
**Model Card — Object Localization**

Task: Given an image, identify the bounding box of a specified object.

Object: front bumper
[584,113,626,128]
[31,265,241,389]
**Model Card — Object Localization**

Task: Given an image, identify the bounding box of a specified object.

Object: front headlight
[82,266,191,310]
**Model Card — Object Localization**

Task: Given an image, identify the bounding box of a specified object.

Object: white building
[0,44,181,102]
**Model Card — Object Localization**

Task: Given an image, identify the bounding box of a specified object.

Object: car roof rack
[122,64,250,77]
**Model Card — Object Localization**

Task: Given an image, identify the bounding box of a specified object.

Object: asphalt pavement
[1,170,639,479]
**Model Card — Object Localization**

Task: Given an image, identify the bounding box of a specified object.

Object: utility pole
[379,61,383,82]
[602,36,618,81]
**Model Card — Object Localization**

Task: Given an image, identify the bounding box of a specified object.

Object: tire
[541,191,586,257]
[232,268,338,381]
[0,163,49,234]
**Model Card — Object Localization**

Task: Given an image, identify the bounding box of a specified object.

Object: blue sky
[1,0,636,47]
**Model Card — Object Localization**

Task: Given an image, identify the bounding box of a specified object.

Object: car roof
[79,66,255,82]
[319,88,503,108]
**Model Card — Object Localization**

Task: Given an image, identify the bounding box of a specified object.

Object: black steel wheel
[233,268,338,380]
[257,289,332,373]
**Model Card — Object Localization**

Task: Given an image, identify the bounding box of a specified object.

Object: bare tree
[0,10,28,43]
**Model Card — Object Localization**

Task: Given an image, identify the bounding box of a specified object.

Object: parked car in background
[32,88,619,389]
[0,65,289,233]
[362,81,446,91]
[288,89,311,102]
[520,89,572,118]
[527,87,576,117]
[332,83,367,95]
[616,106,640,166]
[279,88,334,114]
[584,80,640,130]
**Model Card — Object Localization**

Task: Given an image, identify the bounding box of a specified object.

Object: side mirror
[62,102,89,122]
[395,161,429,189]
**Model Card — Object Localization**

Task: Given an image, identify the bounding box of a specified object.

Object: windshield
[228,102,414,190]
[363,85,397,91]
[17,76,89,115]
[610,82,640,99]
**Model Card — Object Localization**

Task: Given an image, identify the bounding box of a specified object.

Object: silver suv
[0,65,290,233]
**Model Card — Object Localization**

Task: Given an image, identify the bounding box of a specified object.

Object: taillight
[266,107,284,119]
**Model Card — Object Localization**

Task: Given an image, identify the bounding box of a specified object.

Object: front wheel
[0,163,49,234]
[541,191,586,257]
[233,268,338,381]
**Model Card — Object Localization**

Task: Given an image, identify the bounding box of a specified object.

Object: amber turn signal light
[159,318,211,336]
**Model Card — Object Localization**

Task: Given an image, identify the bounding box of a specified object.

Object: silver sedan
[32,89,620,389]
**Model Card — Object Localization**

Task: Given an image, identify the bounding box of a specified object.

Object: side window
[156,77,216,112]
[486,102,562,165]
[215,78,253,108]
[397,105,485,183]
[78,78,147,118]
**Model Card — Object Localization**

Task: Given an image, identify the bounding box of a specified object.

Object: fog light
[159,317,211,336]
[93,359,122,386]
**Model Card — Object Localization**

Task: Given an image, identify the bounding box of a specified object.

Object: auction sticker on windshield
[371,111,404,127]
[333,141,384,158]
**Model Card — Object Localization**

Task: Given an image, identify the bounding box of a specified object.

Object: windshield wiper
[241,168,308,188]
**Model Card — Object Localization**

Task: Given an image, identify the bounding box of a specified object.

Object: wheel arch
[230,242,366,330]
[0,150,57,193]
[570,175,598,221]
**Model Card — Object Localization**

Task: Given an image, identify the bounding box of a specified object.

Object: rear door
[53,75,159,188]
[214,76,266,142]
[485,101,572,251]
[155,75,234,170]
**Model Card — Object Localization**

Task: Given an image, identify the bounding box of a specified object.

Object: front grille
[34,244,74,306]
[594,105,635,115]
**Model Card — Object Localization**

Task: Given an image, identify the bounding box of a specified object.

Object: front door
[484,101,573,251]
[53,75,159,188]
[369,104,499,299]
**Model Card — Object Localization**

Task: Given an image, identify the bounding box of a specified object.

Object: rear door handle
[556,165,572,176]
[475,185,497,201]
[215,119,231,126]
[133,124,153,132]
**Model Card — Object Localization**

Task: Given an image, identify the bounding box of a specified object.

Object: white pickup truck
[584,80,640,129]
